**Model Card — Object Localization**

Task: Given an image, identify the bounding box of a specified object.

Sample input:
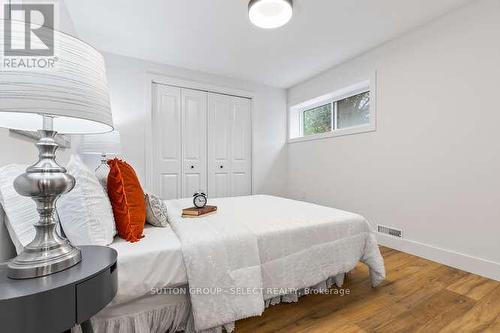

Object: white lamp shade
[78,130,121,155]
[0,20,113,134]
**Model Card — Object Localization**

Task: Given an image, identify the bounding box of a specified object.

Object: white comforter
[166,195,385,332]
[109,225,187,305]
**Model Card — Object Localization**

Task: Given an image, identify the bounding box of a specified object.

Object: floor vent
[377,225,403,238]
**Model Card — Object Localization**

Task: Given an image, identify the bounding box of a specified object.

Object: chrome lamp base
[7,130,81,279]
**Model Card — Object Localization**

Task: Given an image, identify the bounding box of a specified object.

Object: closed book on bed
[182,206,217,217]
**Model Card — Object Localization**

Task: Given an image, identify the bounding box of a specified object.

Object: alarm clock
[193,192,207,208]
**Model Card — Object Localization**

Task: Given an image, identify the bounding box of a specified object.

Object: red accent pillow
[107,159,146,242]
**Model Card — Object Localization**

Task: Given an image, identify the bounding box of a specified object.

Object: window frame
[288,76,376,143]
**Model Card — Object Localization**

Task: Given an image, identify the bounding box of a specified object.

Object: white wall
[287,0,500,280]
[0,2,287,195]
[103,52,288,196]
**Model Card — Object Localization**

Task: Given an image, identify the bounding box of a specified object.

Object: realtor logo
[3,4,54,57]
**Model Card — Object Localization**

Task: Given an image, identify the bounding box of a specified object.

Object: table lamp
[0,20,113,279]
[78,131,121,188]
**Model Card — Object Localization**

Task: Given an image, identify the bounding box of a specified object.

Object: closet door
[208,93,232,198]
[230,97,252,196]
[208,93,252,198]
[152,84,182,200]
[181,88,207,198]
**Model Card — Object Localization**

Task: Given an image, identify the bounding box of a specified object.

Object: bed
[1,195,385,333]
[78,195,384,332]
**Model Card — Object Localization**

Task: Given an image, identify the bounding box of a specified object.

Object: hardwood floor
[235,246,500,333]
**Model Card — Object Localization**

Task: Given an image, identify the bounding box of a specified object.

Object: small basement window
[289,79,376,142]
[337,91,370,129]
[303,103,332,136]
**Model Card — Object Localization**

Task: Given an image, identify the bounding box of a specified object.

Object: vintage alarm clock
[193,192,207,208]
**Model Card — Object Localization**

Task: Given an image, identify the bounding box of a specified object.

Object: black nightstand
[0,246,117,333]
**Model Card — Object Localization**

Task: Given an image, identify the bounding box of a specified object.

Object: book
[182,205,217,218]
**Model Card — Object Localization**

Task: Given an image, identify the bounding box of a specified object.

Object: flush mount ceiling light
[248,0,293,29]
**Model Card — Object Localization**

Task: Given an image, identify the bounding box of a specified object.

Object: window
[289,80,375,142]
[337,91,370,129]
[303,103,332,136]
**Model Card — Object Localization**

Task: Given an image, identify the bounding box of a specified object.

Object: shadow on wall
[0,128,73,166]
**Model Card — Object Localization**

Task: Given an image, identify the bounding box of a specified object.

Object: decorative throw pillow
[107,158,146,242]
[57,155,117,246]
[145,193,169,227]
[0,164,37,254]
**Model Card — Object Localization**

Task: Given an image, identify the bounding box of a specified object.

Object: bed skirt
[264,273,345,308]
[73,273,346,333]
[72,292,190,333]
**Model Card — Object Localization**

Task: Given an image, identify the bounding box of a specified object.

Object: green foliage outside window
[303,104,332,136]
[301,91,370,137]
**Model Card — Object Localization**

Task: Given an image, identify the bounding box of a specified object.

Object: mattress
[109,225,187,305]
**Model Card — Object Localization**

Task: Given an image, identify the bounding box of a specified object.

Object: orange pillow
[107,159,146,242]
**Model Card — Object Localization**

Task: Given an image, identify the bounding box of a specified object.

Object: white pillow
[0,164,37,254]
[57,155,116,246]
[145,193,169,227]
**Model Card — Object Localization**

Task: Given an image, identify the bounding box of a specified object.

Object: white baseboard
[376,233,500,281]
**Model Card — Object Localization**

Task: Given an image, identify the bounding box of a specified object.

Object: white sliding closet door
[230,97,252,196]
[152,84,182,200]
[208,93,232,198]
[181,88,207,197]
[151,83,251,200]
[208,93,252,197]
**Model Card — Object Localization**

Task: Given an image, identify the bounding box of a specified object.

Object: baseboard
[376,233,500,281]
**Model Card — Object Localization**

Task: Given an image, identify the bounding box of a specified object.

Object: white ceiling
[65,0,473,88]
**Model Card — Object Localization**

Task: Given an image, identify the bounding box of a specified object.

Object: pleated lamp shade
[78,130,122,155]
[0,20,113,134]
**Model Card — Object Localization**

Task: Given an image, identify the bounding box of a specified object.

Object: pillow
[0,164,36,254]
[57,155,116,246]
[145,193,169,227]
[107,158,146,242]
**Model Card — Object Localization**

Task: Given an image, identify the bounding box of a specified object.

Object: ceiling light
[248,0,293,29]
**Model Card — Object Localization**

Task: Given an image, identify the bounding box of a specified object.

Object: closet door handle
[190,165,194,169]
[219,165,224,169]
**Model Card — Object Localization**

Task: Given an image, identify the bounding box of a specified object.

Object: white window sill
[288,124,376,144]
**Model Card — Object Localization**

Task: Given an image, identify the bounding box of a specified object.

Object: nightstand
[0,246,117,333]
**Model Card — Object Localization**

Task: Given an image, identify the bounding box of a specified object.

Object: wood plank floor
[235,246,500,333]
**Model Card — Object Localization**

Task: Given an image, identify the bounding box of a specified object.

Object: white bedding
[167,197,265,332]
[109,225,187,305]
[165,195,385,332]
[104,195,385,332]
[243,196,385,298]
